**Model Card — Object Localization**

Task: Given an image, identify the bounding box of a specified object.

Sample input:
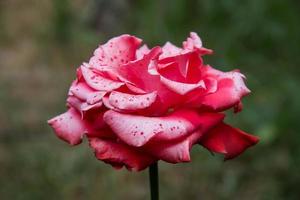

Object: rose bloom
[48,32,259,171]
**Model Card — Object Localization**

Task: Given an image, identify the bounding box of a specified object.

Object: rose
[48,32,259,171]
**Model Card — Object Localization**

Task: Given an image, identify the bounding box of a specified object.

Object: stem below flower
[149,162,159,200]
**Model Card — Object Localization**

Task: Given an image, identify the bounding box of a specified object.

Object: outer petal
[69,81,94,101]
[136,44,150,60]
[69,81,106,104]
[89,34,142,70]
[183,32,203,50]
[191,66,251,111]
[144,112,225,163]
[182,32,213,55]
[48,108,87,145]
[199,122,259,160]
[89,138,155,171]
[145,131,201,163]
[108,91,157,111]
[160,42,182,59]
[80,63,124,91]
[103,109,217,147]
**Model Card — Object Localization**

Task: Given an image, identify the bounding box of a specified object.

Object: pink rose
[48,32,259,171]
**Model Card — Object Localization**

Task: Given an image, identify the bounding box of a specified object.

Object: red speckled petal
[160,76,205,95]
[80,63,124,91]
[191,66,251,111]
[200,122,259,160]
[103,109,216,147]
[108,91,157,111]
[67,96,103,117]
[89,138,156,171]
[69,81,106,104]
[89,34,142,70]
[48,108,87,145]
[118,47,182,110]
[144,113,225,163]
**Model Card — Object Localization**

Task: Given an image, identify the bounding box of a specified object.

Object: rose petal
[117,47,162,90]
[144,112,225,163]
[102,96,117,110]
[158,51,203,82]
[81,63,124,91]
[191,66,250,111]
[158,53,205,96]
[125,83,147,94]
[67,96,83,112]
[81,102,103,112]
[103,109,218,147]
[105,91,169,116]
[89,34,142,70]
[183,32,213,55]
[88,58,120,80]
[84,112,116,138]
[136,44,150,60]
[86,91,106,105]
[69,81,106,104]
[117,47,181,110]
[108,91,157,111]
[48,108,87,145]
[160,76,205,95]
[183,32,203,50]
[159,53,190,78]
[67,96,103,117]
[199,122,259,160]
[160,42,182,59]
[89,138,155,171]
[69,81,95,101]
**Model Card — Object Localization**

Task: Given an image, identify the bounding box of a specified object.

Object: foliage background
[0,0,299,199]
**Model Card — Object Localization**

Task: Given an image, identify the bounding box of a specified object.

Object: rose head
[48,32,259,171]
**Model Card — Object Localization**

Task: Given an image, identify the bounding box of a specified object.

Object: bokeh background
[1,0,300,199]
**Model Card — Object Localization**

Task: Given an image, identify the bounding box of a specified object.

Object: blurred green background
[0,0,300,199]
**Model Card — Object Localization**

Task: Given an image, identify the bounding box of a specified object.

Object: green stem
[149,162,159,200]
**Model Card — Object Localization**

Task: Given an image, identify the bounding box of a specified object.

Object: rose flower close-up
[48,32,259,171]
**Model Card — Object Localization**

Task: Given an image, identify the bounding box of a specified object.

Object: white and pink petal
[67,96,103,117]
[48,108,87,145]
[89,34,142,69]
[89,138,156,171]
[136,44,150,60]
[103,109,222,147]
[108,91,157,111]
[182,32,213,55]
[160,76,205,95]
[190,66,251,111]
[80,63,124,91]
[144,112,225,163]
[160,42,182,59]
[69,81,106,104]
